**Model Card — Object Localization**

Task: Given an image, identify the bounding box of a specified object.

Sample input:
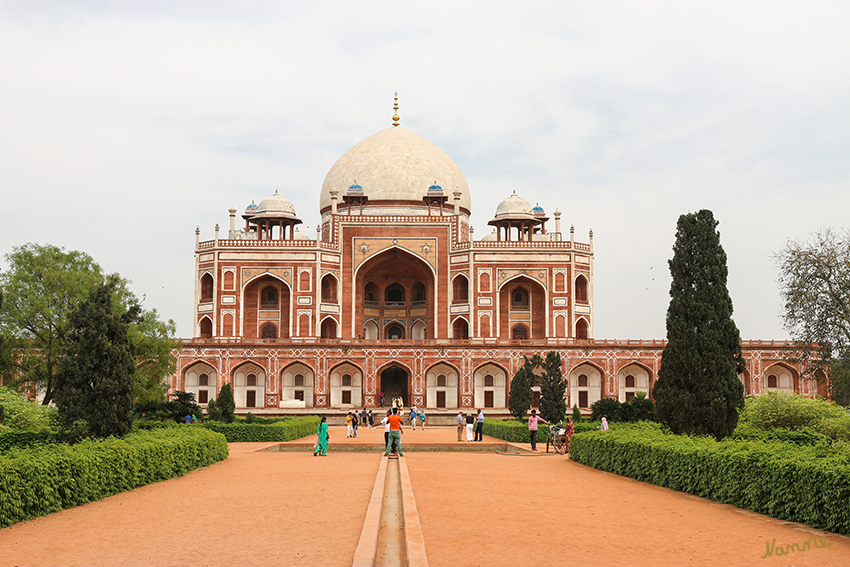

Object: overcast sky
[1,1,848,341]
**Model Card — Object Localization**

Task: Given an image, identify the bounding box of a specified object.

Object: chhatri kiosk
[170,98,815,415]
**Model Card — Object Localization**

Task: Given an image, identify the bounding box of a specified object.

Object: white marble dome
[252,191,297,219]
[494,191,535,219]
[320,127,471,213]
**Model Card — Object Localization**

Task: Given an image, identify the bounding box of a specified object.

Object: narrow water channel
[375,457,406,567]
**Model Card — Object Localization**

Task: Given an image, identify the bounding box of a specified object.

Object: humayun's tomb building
[168,100,824,415]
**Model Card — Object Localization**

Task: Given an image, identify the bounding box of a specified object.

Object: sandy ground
[1,425,849,567]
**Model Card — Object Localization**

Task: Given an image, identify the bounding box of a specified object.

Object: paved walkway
[1,425,849,567]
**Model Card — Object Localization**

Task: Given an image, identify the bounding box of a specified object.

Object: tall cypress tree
[654,210,744,439]
[538,351,566,424]
[54,276,140,439]
[508,366,532,420]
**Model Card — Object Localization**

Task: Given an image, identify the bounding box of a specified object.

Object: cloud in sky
[1,1,848,340]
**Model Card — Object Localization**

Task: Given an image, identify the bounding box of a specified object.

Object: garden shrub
[569,422,850,535]
[814,413,850,444]
[619,392,657,422]
[731,424,829,446]
[200,416,319,442]
[0,428,62,452]
[0,387,57,432]
[740,391,845,430]
[0,426,228,528]
[590,397,621,422]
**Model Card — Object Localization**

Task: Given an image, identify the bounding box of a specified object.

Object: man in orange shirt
[383,407,405,457]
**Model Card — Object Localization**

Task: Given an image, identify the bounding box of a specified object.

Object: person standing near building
[314,416,329,456]
[368,409,374,430]
[384,408,405,457]
[419,409,426,429]
[600,416,609,431]
[361,407,368,426]
[456,410,465,442]
[351,411,358,438]
[564,416,576,453]
[409,407,417,430]
[465,412,475,441]
[527,409,549,451]
[474,409,484,441]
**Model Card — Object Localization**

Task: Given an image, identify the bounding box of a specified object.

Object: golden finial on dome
[392,92,399,127]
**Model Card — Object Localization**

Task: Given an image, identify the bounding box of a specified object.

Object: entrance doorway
[380,366,409,407]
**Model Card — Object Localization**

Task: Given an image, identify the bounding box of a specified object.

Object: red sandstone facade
[169,121,818,413]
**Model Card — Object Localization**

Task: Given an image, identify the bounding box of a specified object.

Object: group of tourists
[315,407,580,456]
[346,409,376,437]
[455,409,486,441]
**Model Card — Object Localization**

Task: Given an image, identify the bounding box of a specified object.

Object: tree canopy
[0,243,179,404]
[54,276,139,439]
[654,210,745,439]
[774,227,850,405]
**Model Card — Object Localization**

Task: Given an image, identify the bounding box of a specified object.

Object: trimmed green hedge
[0,428,62,452]
[482,418,599,444]
[570,422,850,535]
[200,415,320,442]
[0,427,228,528]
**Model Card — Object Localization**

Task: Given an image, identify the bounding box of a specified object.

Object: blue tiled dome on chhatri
[428,182,443,195]
[245,200,259,214]
[347,182,364,194]
[533,203,546,217]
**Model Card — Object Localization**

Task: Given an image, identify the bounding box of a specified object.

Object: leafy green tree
[216,383,236,423]
[130,309,180,404]
[619,392,657,422]
[508,366,532,420]
[590,397,621,422]
[54,276,140,439]
[0,243,178,404]
[538,351,566,424]
[774,228,850,406]
[171,390,202,422]
[0,244,106,404]
[654,210,745,439]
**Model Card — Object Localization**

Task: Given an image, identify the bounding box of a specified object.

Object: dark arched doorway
[380,366,409,407]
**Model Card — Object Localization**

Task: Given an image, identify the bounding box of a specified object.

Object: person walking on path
[474,409,484,441]
[465,412,475,441]
[346,412,354,438]
[352,412,358,438]
[368,409,374,430]
[361,407,368,426]
[419,410,426,429]
[314,416,329,456]
[528,409,549,451]
[456,410,465,442]
[564,416,576,453]
[409,407,417,430]
[384,408,405,457]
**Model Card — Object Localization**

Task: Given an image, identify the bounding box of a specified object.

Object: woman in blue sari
[314,416,329,456]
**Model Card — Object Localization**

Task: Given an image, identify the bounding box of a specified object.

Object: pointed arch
[198,316,213,339]
[569,361,605,409]
[575,274,588,302]
[320,316,338,339]
[762,362,798,393]
[321,273,339,304]
[452,273,469,304]
[281,361,315,407]
[200,272,214,303]
[575,317,589,340]
[452,316,469,339]
[616,361,653,401]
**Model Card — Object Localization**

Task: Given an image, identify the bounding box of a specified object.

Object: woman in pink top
[527,409,549,451]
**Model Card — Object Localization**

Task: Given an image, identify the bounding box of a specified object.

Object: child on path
[419,410,426,429]
[409,407,417,430]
